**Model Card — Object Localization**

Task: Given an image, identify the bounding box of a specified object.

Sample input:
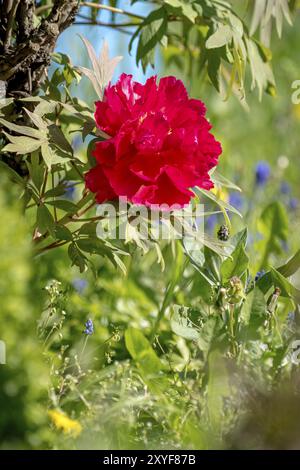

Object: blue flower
[229,192,244,211]
[280,181,291,195]
[72,278,88,294]
[287,311,295,323]
[255,270,266,282]
[255,161,270,186]
[206,214,218,233]
[289,198,298,211]
[83,319,94,335]
[63,181,76,200]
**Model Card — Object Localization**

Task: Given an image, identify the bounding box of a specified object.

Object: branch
[3,0,20,51]
[0,0,80,94]
[36,1,145,21]
[76,13,140,28]
[81,1,145,20]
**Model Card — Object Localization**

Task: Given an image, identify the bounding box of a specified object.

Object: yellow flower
[48,409,82,437]
[211,186,228,202]
[292,104,300,121]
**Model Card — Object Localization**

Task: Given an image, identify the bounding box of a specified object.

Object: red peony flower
[85,73,222,209]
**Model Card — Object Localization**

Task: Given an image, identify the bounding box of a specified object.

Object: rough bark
[0,0,80,97]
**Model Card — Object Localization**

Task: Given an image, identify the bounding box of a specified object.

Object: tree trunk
[0,0,80,98]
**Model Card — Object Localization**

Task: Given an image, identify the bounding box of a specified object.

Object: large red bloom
[85,74,222,209]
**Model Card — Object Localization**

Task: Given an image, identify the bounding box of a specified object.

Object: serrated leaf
[23,108,48,130]
[48,124,73,155]
[2,134,44,154]
[68,242,87,273]
[41,143,69,169]
[0,117,46,139]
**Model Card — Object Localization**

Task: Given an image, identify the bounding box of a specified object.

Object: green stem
[229,303,237,356]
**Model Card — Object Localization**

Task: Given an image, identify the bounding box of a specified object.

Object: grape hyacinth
[280,181,291,195]
[255,270,266,282]
[289,198,298,211]
[229,192,244,211]
[255,161,270,186]
[83,319,94,336]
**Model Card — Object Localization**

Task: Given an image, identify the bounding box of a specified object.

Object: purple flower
[280,181,291,195]
[206,214,218,233]
[83,319,94,335]
[255,161,270,186]
[72,278,88,294]
[289,198,298,211]
[229,192,244,211]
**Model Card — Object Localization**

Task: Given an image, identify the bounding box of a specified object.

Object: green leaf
[2,134,44,154]
[240,287,266,327]
[207,350,230,435]
[207,49,221,91]
[164,0,198,23]
[27,152,44,191]
[0,161,26,187]
[41,143,69,169]
[54,225,73,241]
[197,317,221,356]
[0,117,46,139]
[194,187,242,219]
[206,25,233,49]
[68,242,87,273]
[47,199,78,213]
[171,305,200,341]
[125,327,168,394]
[277,250,300,278]
[76,238,107,255]
[37,205,55,236]
[44,185,67,198]
[23,108,48,130]
[257,201,288,269]
[131,8,168,70]
[211,170,242,192]
[48,124,73,155]
[221,229,249,282]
